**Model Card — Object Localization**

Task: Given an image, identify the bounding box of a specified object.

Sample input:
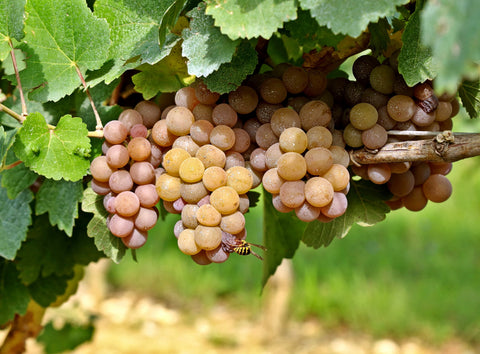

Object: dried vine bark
[0,301,45,354]
[350,132,480,165]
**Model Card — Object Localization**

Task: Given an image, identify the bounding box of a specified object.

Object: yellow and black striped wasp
[223,238,267,260]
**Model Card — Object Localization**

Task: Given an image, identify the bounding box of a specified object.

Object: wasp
[223,238,267,260]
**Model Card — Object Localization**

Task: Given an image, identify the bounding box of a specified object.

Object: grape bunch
[90,101,163,249]
[336,53,458,211]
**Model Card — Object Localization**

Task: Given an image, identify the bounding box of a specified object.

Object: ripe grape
[103,120,128,144]
[166,106,195,136]
[130,161,155,185]
[276,152,307,181]
[299,100,331,130]
[220,211,245,234]
[127,137,151,161]
[179,157,205,183]
[115,191,140,217]
[304,177,334,207]
[109,170,134,193]
[122,229,148,249]
[196,204,222,226]
[194,225,222,250]
[178,229,202,255]
[422,174,452,202]
[135,207,159,231]
[209,125,236,151]
[228,86,258,114]
[279,180,306,208]
[279,127,308,154]
[135,184,160,208]
[91,156,116,182]
[210,186,240,215]
[108,214,134,238]
[134,100,161,128]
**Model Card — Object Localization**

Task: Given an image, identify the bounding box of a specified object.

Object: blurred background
[30,117,480,354]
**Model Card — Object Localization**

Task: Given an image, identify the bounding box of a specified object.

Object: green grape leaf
[16,213,102,285]
[0,126,18,166]
[368,18,391,55]
[132,41,194,99]
[159,0,188,47]
[38,321,94,354]
[0,0,26,60]
[302,180,391,248]
[13,113,91,181]
[1,163,38,199]
[262,191,306,287]
[82,187,127,263]
[422,0,480,93]
[0,260,29,325]
[299,0,409,37]
[15,0,110,102]
[35,179,84,236]
[205,0,297,40]
[458,80,480,118]
[182,3,240,77]
[27,273,70,307]
[203,41,257,94]
[284,9,344,52]
[0,177,33,260]
[50,264,84,308]
[92,0,186,85]
[398,7,438,87]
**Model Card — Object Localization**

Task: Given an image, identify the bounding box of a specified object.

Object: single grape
[178,229,202,255]
[194,81,220,105]
[387,95,416,122]
[329,146,350,168]
[196,204,222,226]
[228,86,259,114]
[209,125,236,151]
[224,151,245,171]
[303,69,327,97]
[135,207,158,231]
[343,123,364,148]
[369,65,395,94]
[272,194,293,213]
[270,107,301,137]
[109,170,133,193]
[282,66,308,94]
[191,250,213,265]
[212,103,238,127]
[262,168,285,194]
[174,220,185,238]
[134,101,161,128]
[175,86,199,110]
[402,186,428,211]
[259,78,287,104]
[151,119,177,147]
[130,161,155,185]
[103,120,128,145]
[321,192,348,218]
[156,173,182,201]
[181,204,199,229]
[179,157,205,183]
[195,144,226,168]
[190,120,214,146]
[255,123,279,150]
[202,166,227,191]
[306,126,332,150]
[166,106,195,136]
[226,166,253,194]
[205,245,230,263]
[220,211,245,235]
[304,147,333,176]
[256,101,282,124]
[299,100,331,130]
[304,177,334,207]
[349,103,378,130]
[192,104,214,122]
[249,148,267,172]
[108,214,135,238]
[411,163,431,186]
[127,137,151,161]
[279,180,306,208]
[91,156,116,182]
[194,225,222,250]
[295,201,321,222]
[422,174,452,203]
[135,184,160,208]
[387,170,415,197]
[115,191,140,217]
[276,152,307,181]
[279,127,308,154]
[180,181,208,204]
[362,124,388,149]
[265,143,283,169]
[122,228,148,249]
[367,163,391,184]
[210,186,239,215]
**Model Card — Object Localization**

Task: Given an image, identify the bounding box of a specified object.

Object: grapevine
[1,0,480,351]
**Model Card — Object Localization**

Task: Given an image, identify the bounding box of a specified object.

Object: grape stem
[74,65,103,130]
[8,40,27,118]
[0,103,24,123]
[351,131,480,164]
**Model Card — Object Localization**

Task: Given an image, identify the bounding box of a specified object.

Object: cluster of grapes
[89,101,163,249]
[334,54,458,211]
[89,50,460,263]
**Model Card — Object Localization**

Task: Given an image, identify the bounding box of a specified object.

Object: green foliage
[458,80,480,118]
[182,3,240,77]
[27,273,69,307]
[299,0,410,37]
[302,180,391,248]
[203,41,257,93]
[35,179,84,236]
[262,192,306,286]
[205,0,297,40]
[0,126,18,167]
[398,6,438,87]
[0,177,33,260]
[1,162,38,199]
[0,0,25,60]
[15,0,110,102]
[13,113,91,181]
[0,260,29,325]
[38,321,95,354]
[132,41,193,99]
[422,0,480,94]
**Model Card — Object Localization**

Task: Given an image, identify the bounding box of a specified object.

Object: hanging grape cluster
[89,51,459,264]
